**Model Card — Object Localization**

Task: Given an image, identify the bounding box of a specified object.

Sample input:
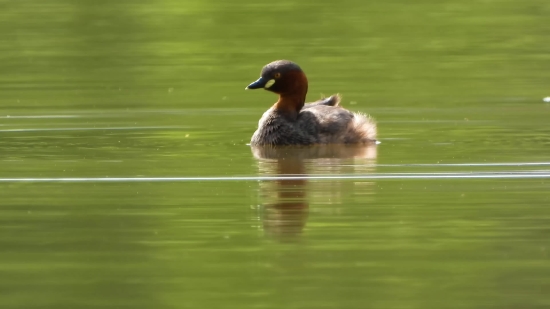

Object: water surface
[1,1,550,308]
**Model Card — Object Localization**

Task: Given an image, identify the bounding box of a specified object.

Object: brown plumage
[246,60,377,146]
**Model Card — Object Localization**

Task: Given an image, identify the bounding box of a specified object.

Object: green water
[1,0,550,308]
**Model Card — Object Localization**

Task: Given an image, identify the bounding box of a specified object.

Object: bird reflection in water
[251,144,377,240]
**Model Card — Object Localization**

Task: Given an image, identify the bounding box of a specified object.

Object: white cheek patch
[264,79,275,89]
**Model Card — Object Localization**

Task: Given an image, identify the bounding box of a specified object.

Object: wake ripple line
[0,171,549,182]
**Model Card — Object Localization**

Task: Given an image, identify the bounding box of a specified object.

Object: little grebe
[246,60,376,146]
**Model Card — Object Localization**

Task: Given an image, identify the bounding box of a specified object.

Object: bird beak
[245,77,268,90]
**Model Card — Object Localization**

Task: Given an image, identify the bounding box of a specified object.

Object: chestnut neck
[272,71,308,119]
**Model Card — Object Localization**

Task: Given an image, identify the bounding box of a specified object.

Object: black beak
[245,77,268,90]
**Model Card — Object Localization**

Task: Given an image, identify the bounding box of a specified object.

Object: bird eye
[274,72,281,79]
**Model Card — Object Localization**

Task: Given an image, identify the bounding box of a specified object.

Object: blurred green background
[2,0,549,111]
[1,1,550,309]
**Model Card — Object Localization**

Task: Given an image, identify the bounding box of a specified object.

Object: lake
[1,0,550,308]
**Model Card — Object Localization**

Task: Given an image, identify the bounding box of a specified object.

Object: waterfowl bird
[246,60,376,146]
